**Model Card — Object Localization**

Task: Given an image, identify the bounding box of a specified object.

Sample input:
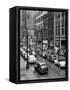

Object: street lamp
[25,11,29,69]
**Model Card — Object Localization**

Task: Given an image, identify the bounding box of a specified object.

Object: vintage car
[20,47,25,57]
[28,53,36,64]
[58,55,66,69]
[42,51,47,58]
[34,62,48,75]
[51,54,58,63]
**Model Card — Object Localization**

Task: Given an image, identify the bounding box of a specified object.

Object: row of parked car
[37,47,66,69]
[47,50,66,69]
[20,46,37,64]
[20,46,48,75]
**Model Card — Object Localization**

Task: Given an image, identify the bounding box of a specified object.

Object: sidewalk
[20,56,39,80]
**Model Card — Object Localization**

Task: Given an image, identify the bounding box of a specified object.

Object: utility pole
[25,11,29,69]
[42,21,44,56]
[54,12,55,49]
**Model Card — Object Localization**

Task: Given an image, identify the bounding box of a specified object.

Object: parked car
[53,55,59,65]
[24,52,28,59]
[51,54,58,63]
[47,54,51,61]
[20,47,25,57]
[54,46,59,54]
[46,49,51,61]
[48,50,55,62]
[23,47,30,59]
[59,60,66,69]
[28,53,36,64]
[34,62,48,75]
[42,51,47,58]
[58,56,66,69]
[58,48,66,56]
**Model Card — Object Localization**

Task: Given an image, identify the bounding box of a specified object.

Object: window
[56,12,60,18]
[56,22,58,35]
[55,40,60,47]
[62,12,65,27]
[62,27,65,35]
[61,12,65,35]
[56,21,60,35]
[56,28,58,35]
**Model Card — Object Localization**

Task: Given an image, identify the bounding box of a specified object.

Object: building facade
[20,10,27,47]
[54,12,66,49]
[48,11,54,48]
[35,11,48,54]
[35,11,54,50]
[20,10,66,50]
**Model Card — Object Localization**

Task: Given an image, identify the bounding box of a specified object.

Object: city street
[20,55,65,80]
[20,10,66,81]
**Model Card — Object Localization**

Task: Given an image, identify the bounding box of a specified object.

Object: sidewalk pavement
[20,56,39,80]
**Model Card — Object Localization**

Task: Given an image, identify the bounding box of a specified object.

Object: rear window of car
[41,64,47,69]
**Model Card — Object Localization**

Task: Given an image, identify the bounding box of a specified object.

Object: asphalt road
[20,55,65,80]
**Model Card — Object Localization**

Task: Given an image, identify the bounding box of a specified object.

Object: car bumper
[38,70,48,75]
[59,65,66,69]
[29,61,36,64]
[35,68,48,75]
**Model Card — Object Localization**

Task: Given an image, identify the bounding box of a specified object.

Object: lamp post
[25,11,29,69]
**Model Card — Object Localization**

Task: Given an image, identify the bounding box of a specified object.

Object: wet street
[20,55,65,80]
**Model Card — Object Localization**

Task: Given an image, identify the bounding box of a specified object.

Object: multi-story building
[20,10,26,47]
[35,11,54,50]
[26,11,35,30]
[26,11,36,50]
[20,10,36,48]
[48,11,54,48]
[35,11,48,49]
[35,11,66,50]
[54,12,66,49]
[20,10,66,50]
